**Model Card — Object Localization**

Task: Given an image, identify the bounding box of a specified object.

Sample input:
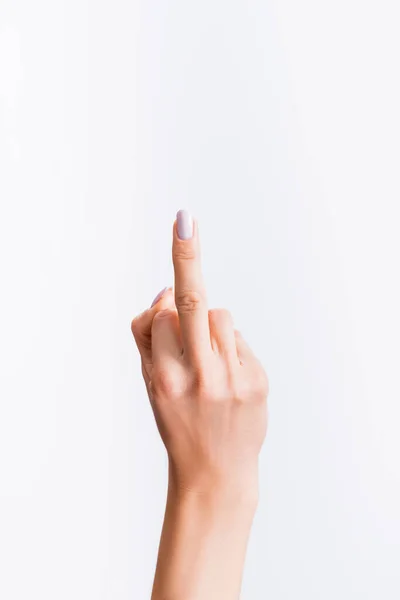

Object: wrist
[167,464,260,516]
[165,485,258,542]
[153,465,259,600]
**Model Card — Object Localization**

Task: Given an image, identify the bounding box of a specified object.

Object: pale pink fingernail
[151,286,168,307]
[176,209,193,240]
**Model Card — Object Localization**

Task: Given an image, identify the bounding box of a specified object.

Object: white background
[1,1,399,598]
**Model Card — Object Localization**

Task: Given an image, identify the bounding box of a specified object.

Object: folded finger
[208,308,239,367]
[151,307,182,365]
[131,286,174,374]
[234,329,256,366]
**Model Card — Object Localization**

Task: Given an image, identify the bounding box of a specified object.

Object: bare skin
[131,211,269,600]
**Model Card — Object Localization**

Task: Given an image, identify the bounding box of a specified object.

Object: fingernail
[176,209,193,240]
[151,286,168,308]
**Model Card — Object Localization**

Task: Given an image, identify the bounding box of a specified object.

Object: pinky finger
[234,329,255,365]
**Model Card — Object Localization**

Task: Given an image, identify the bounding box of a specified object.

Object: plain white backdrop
[1,1,399,598]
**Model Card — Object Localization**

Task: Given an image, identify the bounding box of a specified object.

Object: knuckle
[228,372,242,398]
[130,315,141,336]
[233,368,268,404]
[190,365,232,404]
[190,364,213,397]
[208,308,232,323]
[130,318,137,335]
[232,380,248,404]
[173,244,196,262]
[254,367,269,399]
[151,366,181,398]
[176,290,203,314]
[152,308,175,323]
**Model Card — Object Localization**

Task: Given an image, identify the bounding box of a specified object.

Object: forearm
[151,477,258,600]
[131,211,269,599]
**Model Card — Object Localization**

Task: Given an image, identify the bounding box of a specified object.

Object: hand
[131,210,269,501]
[131,210,269,599]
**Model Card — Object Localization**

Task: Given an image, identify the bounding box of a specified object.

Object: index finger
[172,210,212,364]
[130,286,175,378]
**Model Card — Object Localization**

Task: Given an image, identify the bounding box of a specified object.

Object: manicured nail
[151,286,168,308]
[176,209,193,240]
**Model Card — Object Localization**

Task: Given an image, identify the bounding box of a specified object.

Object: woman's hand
[131,210,269,599]
[131,210,268,500]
